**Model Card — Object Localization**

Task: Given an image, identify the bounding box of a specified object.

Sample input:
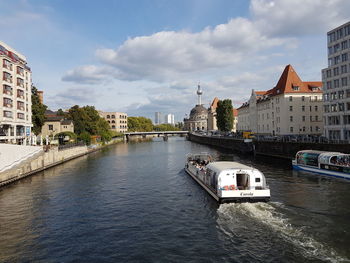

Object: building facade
[322,21,350,140]
[237,65,323,136]
[41,117,74,137]
[184,85,208,131]
[0,41,32,143]
[155,112,162,125]
[164,113,175,125]
[99,111,128,133]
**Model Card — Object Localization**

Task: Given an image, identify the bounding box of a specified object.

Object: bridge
[123,131,188,141]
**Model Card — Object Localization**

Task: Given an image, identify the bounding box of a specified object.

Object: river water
[0,137,349,263]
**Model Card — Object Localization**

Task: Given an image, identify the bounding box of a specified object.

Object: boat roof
[297,150,345,156]
[207,161,254,171]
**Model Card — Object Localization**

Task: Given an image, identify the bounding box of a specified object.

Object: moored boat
[292,150,350,180]
[184,153,270,203]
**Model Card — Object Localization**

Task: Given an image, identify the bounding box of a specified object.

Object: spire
[196,83,203,105]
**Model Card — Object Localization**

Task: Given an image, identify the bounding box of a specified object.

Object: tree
[154,124,180,131]
[67,105,113,143]
[31,86,47,135]
[128,117,153,132]
[216,99,233,132]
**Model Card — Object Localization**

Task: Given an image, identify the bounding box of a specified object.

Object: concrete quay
[0,139,123,188]
[188,133,350,160]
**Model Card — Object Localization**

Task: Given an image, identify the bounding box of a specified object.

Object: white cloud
[251,0,350,36]
[64,16,292,83]
[62,65,111,84]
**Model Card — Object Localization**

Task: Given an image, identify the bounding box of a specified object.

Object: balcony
[3,77,12,84]
[17,105,25,111]
[3,89,13,96]
[2,63,12,71]
[3,103,13,108]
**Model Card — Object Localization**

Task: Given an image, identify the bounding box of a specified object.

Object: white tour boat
[184,153,270,203]
[292,150,350,180]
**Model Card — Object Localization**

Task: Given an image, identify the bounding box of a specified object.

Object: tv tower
[197,83,203,105]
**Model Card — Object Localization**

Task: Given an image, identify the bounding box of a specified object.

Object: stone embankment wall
[0,138,123,187]
[254,141,350,160]
[188,133,350,160]
[188,133,254,154]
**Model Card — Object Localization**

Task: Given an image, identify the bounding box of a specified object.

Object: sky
[1,0,350,122]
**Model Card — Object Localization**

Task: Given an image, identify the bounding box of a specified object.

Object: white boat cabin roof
[207,161,253,171]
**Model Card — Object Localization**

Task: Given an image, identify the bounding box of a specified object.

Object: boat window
[297,152,319,167]
[255,178,261,183]
[236,173,249,190]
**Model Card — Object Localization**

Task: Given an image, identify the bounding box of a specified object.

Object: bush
[78,132,91,145]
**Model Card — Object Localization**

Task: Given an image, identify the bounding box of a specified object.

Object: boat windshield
[296,151,320,167]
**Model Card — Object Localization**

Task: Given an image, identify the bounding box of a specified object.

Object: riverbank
[0,138,123,188]
[188,133,350,160]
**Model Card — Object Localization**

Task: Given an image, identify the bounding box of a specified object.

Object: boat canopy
[186,153,212,163]
[319,152,350,167]
[296,150,350,168]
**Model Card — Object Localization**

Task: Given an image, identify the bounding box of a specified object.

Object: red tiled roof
[210,97,219,109]
[266,65,322,96]
[232,108,238,117]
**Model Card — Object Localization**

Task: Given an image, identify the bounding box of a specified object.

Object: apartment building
[322,21,350,140]
[237,65,323,136]
[155,112,162,125]
[99,111,128,133]
[0,41,32,143]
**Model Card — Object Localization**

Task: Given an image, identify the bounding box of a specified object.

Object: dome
[189,104,208,120]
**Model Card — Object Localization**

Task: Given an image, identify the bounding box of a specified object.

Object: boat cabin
[205,162,267,192]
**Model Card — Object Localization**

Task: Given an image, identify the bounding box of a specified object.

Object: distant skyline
[2,0,350,121]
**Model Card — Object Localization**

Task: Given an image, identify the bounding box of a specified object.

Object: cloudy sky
[1,0,350,122]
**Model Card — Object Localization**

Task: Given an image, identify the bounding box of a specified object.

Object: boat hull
[292,163,350,180]
[185,167,270,203]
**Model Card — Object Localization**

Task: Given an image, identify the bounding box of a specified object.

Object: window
[290,127,294,133]
[111,115,115,118]
[310,116,313,121]
[112,125,116,129]
[17,113,24,119]
[3,72,12,83]
[302,96,305,101]
[289,96,293,101]
[2,59,12,70]
[290,116,293,122]
[106,115,110,119]
[3,111,12,118]
[255,178,261,183]
[334,56,340,64]
[3,84,12,95]
[302,105,305,111]
[334,43,340,52]
[342,53,348,62]
[341,40,348,50]
[341,65,348,74]
[292,86,299,91]
[339,103,345,111]
[48,125,53,130]
[3,97,12,107]
[341,77,348,86]
[315,106,318,111]
[289,106,293,111]
[302,127,306,132]
[326,81,332,89]
[339,90,345,99]
[334,79,340,88]
[334,67,339,76]
[302,116,306,121]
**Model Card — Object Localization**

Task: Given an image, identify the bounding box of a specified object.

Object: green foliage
[216,99,233,132]
[110,131,124,137]
[175,122,184,130]
[67,105,113,143]
[154,124,180,131]
[31,86,47,135]
[54,131,77,141]
[56,109,66,116]
[128,117,153,132]
[78,132,91,145]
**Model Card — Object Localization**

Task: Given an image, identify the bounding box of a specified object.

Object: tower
[197,84,203,105]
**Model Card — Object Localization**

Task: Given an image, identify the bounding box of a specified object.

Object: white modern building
[237,65,323,136]
[164,114,175,125]
[322,21,350,141]
[155,112,162,125]
[0,41,32,143]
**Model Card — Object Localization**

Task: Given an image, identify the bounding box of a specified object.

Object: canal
[0,137,349,262]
